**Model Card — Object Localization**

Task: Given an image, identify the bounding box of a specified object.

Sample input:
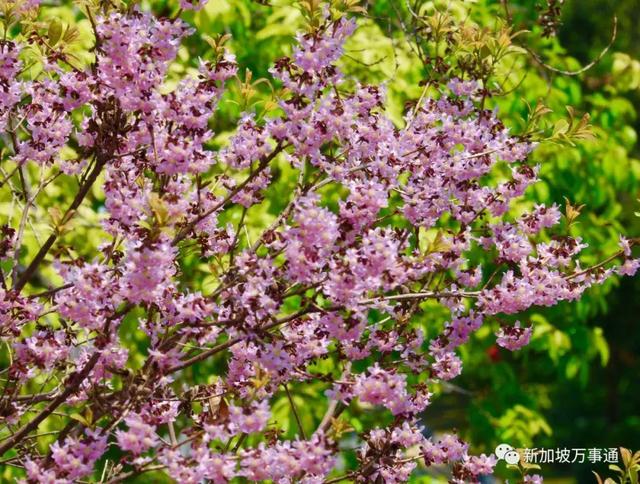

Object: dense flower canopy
[0,1,638,483]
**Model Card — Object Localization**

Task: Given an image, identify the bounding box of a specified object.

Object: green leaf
[48,19,63,46]
[69,412,91,427]
[592,327,610,366]
[553,119,570,137]
[609,464,624,475]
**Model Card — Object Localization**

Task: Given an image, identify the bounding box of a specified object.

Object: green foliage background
[1,0,639,482]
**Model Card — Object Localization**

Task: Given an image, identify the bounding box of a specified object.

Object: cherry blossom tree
[0,1,637,482]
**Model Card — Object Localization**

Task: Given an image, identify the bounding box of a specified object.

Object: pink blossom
[618,258,640,276]
[432,351,463,380]
[115,413,159,455]
[180,0,208,11]
[619,235,632,256]
[496,321,533,351]
[525,475,545,483]
[121,237,176,304]
[229,400,270,434]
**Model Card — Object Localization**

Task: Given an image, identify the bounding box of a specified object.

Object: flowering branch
[0,2,637,483]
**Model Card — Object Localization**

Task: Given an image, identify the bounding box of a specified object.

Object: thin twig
[524,17,617,77]
[283,384,306,440]
[13,158,106,292]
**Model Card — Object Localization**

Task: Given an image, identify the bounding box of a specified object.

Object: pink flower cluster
[24,430,107,483]
[115,413,159,455]
[496,321,533,351]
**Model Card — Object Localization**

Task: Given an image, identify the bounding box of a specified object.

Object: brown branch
[358,290,479,304]
[166,306,316,374]
[167,288,477,375]
[172,143,285,245]
[104,465,166,484]
[27,283,74,299]
[0,352,101,456]
[0,304,131,456]
[283,384,306,440]
[5,390,59,404]
[524,16,617,77]
[13,158,106,293]
[565,249,627,281]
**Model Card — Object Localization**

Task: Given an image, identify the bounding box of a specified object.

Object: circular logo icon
[504,450,521,465]
[495,443,514,460]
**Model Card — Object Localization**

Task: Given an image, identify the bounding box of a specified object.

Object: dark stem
[284,383,306,440]
[13,158,106,293]
[172,143,284,245]
[0,352,101,456]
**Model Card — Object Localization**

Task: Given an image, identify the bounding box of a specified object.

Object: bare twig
[284,384,306,440]
[524,17,617,76]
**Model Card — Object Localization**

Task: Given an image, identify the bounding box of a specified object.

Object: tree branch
[13,158,106,293]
